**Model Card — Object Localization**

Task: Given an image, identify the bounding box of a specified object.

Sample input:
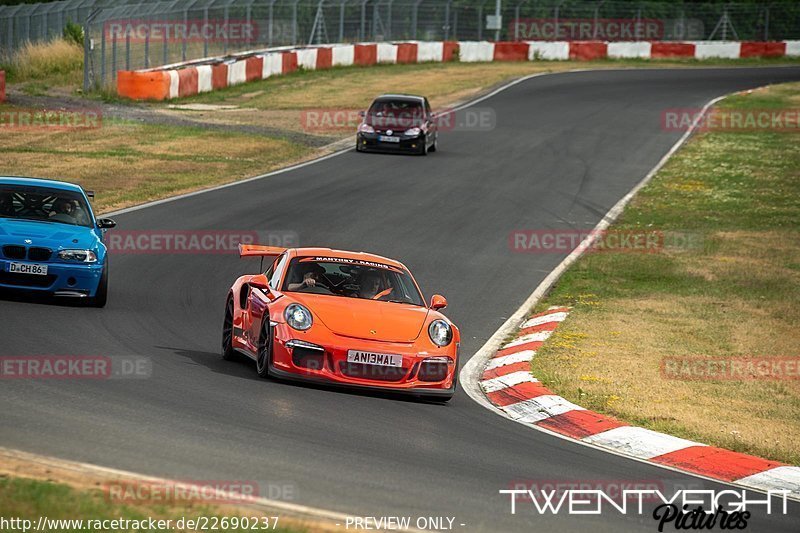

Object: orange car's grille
[417,361,449,382]
[338,362,408,382]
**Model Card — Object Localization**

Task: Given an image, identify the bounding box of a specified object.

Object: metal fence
[1,1,799,88]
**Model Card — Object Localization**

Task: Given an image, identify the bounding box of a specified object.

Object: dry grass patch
[0,106,310,213]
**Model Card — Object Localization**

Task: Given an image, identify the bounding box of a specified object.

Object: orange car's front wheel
[256,319,273,379]
[222,296,236,361]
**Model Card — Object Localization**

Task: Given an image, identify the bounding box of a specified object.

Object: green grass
[0,476,304,533]
[528,81,800,464]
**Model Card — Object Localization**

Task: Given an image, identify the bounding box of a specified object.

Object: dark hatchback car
[356,94,438,155]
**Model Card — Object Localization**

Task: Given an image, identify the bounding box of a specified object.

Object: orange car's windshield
[282,257,424,306]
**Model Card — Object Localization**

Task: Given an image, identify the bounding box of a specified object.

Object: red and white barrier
[527,41,570,60]
[481,308,800,498]
[117,40,800,101]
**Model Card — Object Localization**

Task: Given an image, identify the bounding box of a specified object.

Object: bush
[63,21,84,47]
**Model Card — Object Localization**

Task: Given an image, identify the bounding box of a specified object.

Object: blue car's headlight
[58,249,98,263]
[285,304,313,331]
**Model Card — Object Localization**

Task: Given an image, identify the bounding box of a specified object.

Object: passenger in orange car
[358,270,393,300]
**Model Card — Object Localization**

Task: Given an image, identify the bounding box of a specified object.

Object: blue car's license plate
[8,262,48,275]
[378,135,400,143]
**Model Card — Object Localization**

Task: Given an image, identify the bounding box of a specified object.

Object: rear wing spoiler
[238,243,286,258]
[239,243,286,271]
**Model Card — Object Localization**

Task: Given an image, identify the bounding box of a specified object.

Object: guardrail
[116,39,800,101]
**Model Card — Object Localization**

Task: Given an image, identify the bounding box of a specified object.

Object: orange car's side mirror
[430,294,447,310]
[249,274,271,293]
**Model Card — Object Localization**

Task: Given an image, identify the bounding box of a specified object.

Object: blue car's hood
[0,218,100,251]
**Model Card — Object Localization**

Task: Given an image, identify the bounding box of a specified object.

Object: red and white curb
[117,39,800,100]
[479,306,800,499]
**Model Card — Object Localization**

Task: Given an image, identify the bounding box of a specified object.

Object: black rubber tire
[221,296,237,361]
[419,135,428,156]
[88,260,108,308]
[429,135,437,153]
[256,319,273,378]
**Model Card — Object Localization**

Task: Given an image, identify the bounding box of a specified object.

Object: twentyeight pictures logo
[500,488,791,531]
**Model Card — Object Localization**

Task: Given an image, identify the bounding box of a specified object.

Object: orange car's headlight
[285,304,313,331]
[428,320,453,347]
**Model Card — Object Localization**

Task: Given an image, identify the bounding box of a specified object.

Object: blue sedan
[0,177,116,307]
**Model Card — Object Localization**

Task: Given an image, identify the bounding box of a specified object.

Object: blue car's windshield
[0,185,93,228]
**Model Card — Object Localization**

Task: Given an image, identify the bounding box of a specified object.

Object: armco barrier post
[83,17,90,91]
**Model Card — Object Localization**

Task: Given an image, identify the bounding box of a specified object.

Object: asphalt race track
[2,67,800,532]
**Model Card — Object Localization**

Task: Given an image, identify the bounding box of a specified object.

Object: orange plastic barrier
[442,41,459,62]
[396,43,418,64]
[117,70,170,101]
[282,51,298,74]
[316,47,333,69]
[245,56,263,82]
[740,41,787,58]
[493,42,528,61]
[650,42,695,58]
[211,63,228,89]
[569,41,608,60]
[354,44,378,66]
[177,68,198,97]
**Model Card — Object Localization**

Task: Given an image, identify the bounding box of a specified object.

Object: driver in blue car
[49,198,77,224]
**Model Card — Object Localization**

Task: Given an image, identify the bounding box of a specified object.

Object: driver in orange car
[287,262,325,291]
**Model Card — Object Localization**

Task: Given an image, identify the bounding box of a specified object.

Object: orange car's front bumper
[270,324,458,395]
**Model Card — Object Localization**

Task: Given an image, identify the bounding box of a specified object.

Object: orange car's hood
[291,294,430,343]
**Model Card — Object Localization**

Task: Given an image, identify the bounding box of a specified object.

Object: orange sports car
[222,245,459,401]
